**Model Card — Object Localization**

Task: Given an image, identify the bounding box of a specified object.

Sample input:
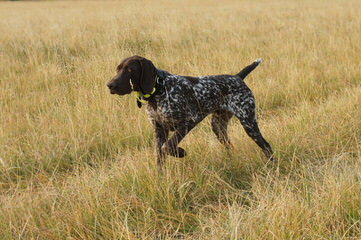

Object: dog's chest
[146,94,193,127]
[146,100,176,126]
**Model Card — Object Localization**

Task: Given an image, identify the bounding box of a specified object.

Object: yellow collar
[130,76,158,104]
[134,87,156,104]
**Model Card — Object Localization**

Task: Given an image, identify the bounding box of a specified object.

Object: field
[1,0,361,239]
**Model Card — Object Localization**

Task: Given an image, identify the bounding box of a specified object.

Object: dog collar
[134,87,156,103]
[131,75,159,105]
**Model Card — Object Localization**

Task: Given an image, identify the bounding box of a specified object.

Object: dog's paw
[173,147,187,158]
[162,146,187,158]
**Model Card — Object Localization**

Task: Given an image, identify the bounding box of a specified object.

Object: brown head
[107,56,157,95]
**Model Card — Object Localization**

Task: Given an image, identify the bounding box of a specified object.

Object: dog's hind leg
[239,117,274,161]
[229,97,274,161]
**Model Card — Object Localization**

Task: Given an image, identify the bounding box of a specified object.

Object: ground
[1,0,361,239]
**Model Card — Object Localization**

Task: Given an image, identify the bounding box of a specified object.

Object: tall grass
[1,0,361,238]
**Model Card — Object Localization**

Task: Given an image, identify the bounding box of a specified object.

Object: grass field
[1,0,361,239]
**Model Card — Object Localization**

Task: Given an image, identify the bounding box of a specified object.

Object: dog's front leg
[161,124,196,159]
[154,122,169,170]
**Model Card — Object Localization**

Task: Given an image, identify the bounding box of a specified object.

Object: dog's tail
[236,58,262,79]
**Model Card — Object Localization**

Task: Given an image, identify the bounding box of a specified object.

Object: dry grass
[1,0,361,239]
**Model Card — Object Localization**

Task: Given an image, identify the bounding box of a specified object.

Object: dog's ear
[138,58,156,94]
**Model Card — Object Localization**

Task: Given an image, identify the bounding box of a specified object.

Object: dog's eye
[127,68,132,73]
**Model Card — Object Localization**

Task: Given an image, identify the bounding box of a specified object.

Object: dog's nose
[107,81,115,89]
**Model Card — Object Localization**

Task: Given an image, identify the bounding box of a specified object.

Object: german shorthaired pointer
[107,56,274,168]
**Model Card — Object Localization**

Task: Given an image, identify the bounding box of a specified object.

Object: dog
[107,56,274,168]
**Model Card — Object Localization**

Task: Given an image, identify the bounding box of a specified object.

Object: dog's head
[107,56,156,95]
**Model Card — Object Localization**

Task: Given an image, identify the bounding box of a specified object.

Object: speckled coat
[147,71,253,129]
[107,56,274,168]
